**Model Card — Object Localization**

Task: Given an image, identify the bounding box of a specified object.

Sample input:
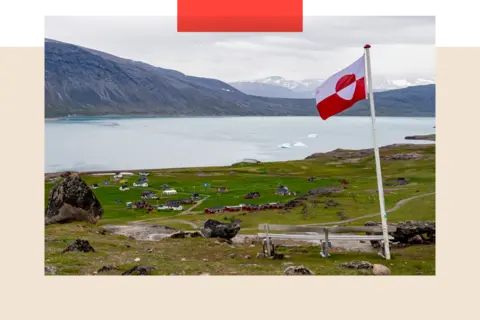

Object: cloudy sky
[45,16,435,82]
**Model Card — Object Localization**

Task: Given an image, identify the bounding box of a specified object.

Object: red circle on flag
[335,74,356,92]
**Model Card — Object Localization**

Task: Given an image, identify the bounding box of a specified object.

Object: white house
[113,174,123,179]
[119,186,130,191]
[133,182,148,187]
[163,189,177,195]
[139,172,150,176]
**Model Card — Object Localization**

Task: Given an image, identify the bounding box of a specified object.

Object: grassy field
[45,144,435,275]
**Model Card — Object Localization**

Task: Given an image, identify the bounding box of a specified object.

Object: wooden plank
[258,224,396,233]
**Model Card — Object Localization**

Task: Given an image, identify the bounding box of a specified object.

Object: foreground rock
[45,175,103,225]
[201,219,240,240]
[122,266,156,276]
[284,265,315,275]
[372,264,391,275]
[45,266,57,275]
[365,220,435,244]
[62,239,95,253]
[340,261,373,269]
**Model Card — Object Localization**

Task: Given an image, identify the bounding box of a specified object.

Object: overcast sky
[45,16,435,82]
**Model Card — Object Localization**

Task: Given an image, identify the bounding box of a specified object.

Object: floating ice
[294,142,307,147]
[307,133,318,138]
[278,143,292,149]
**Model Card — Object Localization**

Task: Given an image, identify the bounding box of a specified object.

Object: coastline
[44,114,436,120]
[44,142,434,177]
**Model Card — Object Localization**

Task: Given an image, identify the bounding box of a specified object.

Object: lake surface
[45,116,435,173]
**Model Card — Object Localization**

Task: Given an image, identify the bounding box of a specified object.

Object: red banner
[177,0,303,32]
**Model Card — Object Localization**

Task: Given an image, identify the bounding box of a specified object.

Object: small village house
[133,182,148,187]
[204,206,225,214]
[163,189,177,195]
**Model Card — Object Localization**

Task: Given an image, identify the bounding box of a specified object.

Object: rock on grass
[340,261,373,269]
[45,175,103,225]
[122,266,156,276]
[284,265,315,275]
[62,239,95,253]
[97,265,118,273]
[372,264,391,275]
[45,266,57,275]
[201,219,240,240]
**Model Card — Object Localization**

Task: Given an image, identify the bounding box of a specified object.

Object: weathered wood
[258,224,396,233]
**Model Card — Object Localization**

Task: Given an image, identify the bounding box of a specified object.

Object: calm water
[45,116,435,172]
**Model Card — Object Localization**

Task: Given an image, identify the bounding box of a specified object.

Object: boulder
[408,234,424,244]
[62,239,95,253]
[122,266,156,276]
[45,175,103,225]
[340,261,373,269]
[372,264,391,275]
[284,265,315,275]
[201,219,240,240]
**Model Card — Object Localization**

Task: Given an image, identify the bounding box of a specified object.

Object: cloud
[45,16,435,82]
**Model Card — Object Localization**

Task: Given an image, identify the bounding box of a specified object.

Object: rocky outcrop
[382,153,423,161]
[284,265,315,275]
[365,220,435,245]
[62,239,95,253]
[201,219,240,240]
[45,175,103,225]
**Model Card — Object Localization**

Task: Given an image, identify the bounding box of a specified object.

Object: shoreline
[44,142,434,177]
[44,114,436,121]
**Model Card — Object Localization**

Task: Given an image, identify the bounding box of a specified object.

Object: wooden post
[322,228,329,258]
[264,224,271,257]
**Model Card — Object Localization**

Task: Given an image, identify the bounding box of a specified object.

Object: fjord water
[45,116,435,173]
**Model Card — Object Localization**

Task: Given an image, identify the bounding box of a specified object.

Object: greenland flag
[315,55,367,120]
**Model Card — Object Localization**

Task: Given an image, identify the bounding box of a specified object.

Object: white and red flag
[315,55,366,120]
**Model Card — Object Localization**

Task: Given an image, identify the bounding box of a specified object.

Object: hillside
[45,39,435,118]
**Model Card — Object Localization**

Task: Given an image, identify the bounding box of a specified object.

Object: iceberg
[294,142,307,147]
[278,143,292,149]
[307,133,318,138]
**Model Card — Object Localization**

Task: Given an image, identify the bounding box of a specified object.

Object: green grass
[45,223,435,275]
[45,144,436,275]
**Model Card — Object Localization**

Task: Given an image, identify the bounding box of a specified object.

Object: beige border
[1,46,478,318]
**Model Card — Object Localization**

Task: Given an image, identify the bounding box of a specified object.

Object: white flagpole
[364,44,391,260]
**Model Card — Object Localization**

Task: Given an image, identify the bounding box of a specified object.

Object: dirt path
[176,196,209,215]
[298,191,435,226]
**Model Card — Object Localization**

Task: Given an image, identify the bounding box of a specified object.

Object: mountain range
[44,39,435,118]
[229,76,435,99]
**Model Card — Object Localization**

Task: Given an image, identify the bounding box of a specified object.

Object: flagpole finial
[364,44,371,49]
